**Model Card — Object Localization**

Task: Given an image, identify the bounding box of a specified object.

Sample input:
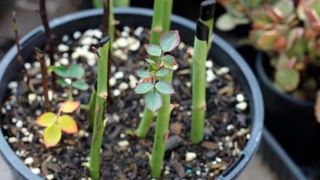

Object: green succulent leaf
[68,64,85,79]
[72,80,89,91]
[216,13,250,31]
[137,70,151,78]
[162,55,176,69]
[156,68,170,77]
[57,79,70,87]
[145,58,155,65]
[145,91,162,112]
[160,31,180,52]
[135,82,154,94]
[275,69,300,92]
[53,66,70,78]
[146,44,162,57]
[155,81,175,94]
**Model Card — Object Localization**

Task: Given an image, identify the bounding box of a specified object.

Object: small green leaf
[162,55,175,68]
[145,58,155,65]
[57,79,70,87]
[145,91,162,112]
[60,101,80,113]
[275,69,300,92]
[36,112,57,127]
[135,82,154,94]
[69,64,85,79]
[155,81,175,94]
[160,31,180,52]
[44,125,62,148]
[137,70,151,78]
[72,80,89,91]
[58,115,78,134]
[146,45,162,56]
[53,66,70,78]
[156,69,170,77]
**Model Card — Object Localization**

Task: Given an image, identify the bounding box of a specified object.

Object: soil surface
[0,26,251,179]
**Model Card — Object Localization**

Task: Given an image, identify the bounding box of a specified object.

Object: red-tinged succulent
[36,100,79,148]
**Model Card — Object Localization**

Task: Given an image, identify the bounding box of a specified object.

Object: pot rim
[255,52,314,108]
[0,8,264,180]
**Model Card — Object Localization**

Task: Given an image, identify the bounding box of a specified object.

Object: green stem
[89,37,110,180]
[162,0,173,33]
[135,107,155,137]
[113,0,130,7]
[150,72,173,178]
[88,88,97,128]
[191,0,215,144]
[150,0,165,44]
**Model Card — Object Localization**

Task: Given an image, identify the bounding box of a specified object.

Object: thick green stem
[88,89,97,128]
[191,0,215,144]
[150,0,165,44]
[150,72,173,178]
[162,0,173,33]
[113,0,130,7]
[191,37,207,144]
[135,107,155,137]
[89,37,110,180]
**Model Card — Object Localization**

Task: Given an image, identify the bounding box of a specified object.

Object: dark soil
[0,26,251,179]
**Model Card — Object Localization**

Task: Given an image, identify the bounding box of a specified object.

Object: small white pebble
[8,137,17,143]
[121,31,129,37]
[88,58,96,67]
[12,118,17,123]
[60,58,69,66]
[93,30,102,39]
[24,63,32,70]
[196,170,201,176]
[28,93,37,102]
[109,78,116,87]
[62,53,69,58]
[129,75,138,88]
[236,94,245,102]
[46,174,54,180]
[71,51,80,60]
[216,67,230,76]
[62,35,69,42]
[205,60,213,68]
[206,69,216,82]
[8,81,18,89]
[81,37,94,45]
[73,31,82,39]
[185,152,197,162]
[118,140,129,147]
[65,78,72,85]
[30,168,41,175]
[134,27,144,36]
[24,157,34,165]
[129,40,140,51]
[246,133,251,140]
[117,38,128,48]
[119,82,129,91]
[120,133,126,138]
[186,82,191,87]
[48,90,53,101]
[58,44,70,52]
[216,157,222,163]
[114,71,124,79]
[226,124,235,131]
[113,89,121,97]
[16,120,23,128]
[236,102,248,111]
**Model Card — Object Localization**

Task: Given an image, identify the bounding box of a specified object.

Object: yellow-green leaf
[36,112,57,127]
[58,115,78,134]
[60,101,80,113]
[44,125,62,148]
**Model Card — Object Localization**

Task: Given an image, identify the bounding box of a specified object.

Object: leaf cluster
[135,31,180,111]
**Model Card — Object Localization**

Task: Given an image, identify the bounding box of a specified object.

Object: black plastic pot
[255,53,320,167]
[259,129,307,180]
[0,8,264,180]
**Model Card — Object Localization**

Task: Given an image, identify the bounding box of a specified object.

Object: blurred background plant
[217,0,320,118]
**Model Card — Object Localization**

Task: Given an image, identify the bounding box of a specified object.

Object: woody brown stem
[39,0,57,90]
[35,48,51,112]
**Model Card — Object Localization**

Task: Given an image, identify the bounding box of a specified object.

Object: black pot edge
[259,129,307,180]
[0,8,264,180]
[255,53,313,108]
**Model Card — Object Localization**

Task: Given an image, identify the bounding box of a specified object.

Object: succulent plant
[218,0,320,120]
